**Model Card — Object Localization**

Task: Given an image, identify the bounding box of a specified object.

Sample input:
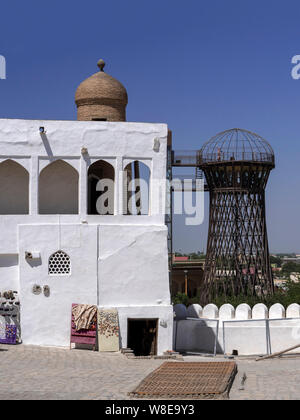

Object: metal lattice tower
[198,128,275,304]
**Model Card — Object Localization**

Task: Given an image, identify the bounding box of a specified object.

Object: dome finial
[97,59,105,72]
[75,58,128,121]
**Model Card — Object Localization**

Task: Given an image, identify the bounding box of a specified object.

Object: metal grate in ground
[129,361,237,400]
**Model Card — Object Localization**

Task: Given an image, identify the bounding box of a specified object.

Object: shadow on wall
[26,257,42,268]
[0,254,19,268]
[173,304,223,355]
[174,319,223,355]
[173,302,300,356]
[40,133,54,158]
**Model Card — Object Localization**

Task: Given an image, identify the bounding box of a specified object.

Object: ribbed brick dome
[75,59,128,122]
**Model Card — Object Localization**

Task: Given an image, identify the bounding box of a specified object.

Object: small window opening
[48,250,71,275]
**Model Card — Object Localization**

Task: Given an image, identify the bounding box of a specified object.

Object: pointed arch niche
[123,161,151,215]
[0,159,29,214]
[88,160,115,215]
[39,160,79,214]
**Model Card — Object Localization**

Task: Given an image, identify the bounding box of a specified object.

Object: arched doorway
[0,160,29,214]
[123,161,150,215]
[88,160,115,215]
[39,160,79,214]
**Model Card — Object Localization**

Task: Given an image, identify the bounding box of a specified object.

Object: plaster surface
[174,303,300,356]
[0,119,171,353]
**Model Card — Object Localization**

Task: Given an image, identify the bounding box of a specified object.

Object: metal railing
[172,150,275,166]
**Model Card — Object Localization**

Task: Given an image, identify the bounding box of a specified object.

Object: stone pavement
[1,344,300,400]
[184,354,300,400]
[229,356,300,400]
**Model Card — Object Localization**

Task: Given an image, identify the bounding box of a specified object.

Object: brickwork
[75,60,128,122]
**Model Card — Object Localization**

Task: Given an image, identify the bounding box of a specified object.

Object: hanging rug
[97,308,119,352]
[129,361,237,400]
[0,315,6,340]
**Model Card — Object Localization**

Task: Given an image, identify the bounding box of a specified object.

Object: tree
[270,255,282,267]
[281,262,300,277]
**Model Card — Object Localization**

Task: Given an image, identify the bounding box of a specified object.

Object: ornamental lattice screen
[198,128,275,305]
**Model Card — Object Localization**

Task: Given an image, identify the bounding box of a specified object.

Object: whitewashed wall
[18,224,98,347]
[0,119,169,256]
[0,119,172,353]
[174,303,300,356]
[118,306,174,355]
[98,225,170,307]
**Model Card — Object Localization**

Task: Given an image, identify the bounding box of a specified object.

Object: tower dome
[199,128,274,164]
[75,59,128,122]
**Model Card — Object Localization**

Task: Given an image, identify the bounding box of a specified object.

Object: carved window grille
[48,250,71,275]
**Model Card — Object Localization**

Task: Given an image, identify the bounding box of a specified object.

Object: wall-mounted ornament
[25,251,41,260]
[43,285,50,297]
[153,138,160,152]
[32,285,42,295]
[159,319,168,328]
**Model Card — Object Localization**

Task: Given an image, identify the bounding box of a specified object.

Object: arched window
[48,250,71,275]
[88,160,115,215]
[123,161,150,215]
[39,160,79,214]
[0,160,29,214]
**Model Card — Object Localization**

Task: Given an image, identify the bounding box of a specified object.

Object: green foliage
[210,281,300,308]
[172,281,300,308]
[281,262,300,275]
[277,280,300,306]
[174,252,184,257]
[172,292,189,306]
[270,255,282,267]
[189,252,205,260]
[276,253,296,258]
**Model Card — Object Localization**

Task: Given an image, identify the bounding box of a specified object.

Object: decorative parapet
[174,302,300,321]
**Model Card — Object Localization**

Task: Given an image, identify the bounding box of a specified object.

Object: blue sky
[0,0,300,253]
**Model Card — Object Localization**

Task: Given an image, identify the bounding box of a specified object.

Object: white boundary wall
[174,303,300,356]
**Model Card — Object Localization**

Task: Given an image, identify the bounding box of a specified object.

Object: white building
[0,59,173,354]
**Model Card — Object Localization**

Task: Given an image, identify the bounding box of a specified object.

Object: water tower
[198,128,275,304]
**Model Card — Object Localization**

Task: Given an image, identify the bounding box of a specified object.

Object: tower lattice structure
[198,128,275,304]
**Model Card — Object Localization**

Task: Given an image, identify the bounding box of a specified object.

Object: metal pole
[184,270,188,296]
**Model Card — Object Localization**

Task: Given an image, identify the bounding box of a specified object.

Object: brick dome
[75,59,128,122]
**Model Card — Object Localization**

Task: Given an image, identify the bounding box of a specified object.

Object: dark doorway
[127,319,158,356]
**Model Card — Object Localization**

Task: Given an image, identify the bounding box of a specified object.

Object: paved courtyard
[1,344,300,400]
